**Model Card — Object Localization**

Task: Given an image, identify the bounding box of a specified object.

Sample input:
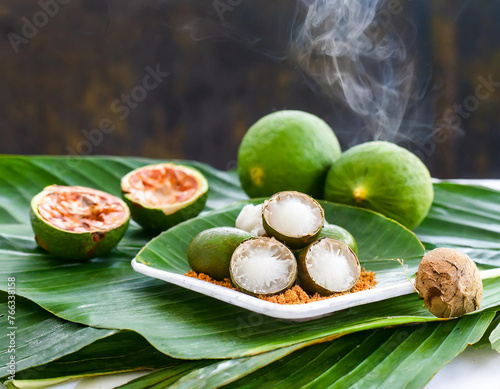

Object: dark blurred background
[0,0,499,178]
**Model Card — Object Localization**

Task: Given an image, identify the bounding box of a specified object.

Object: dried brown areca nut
[415,248,482,318]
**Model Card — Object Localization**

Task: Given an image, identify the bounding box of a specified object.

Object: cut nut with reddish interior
[121,163,208,231]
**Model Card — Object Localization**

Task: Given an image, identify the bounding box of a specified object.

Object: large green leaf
[3,212,500,361]
[416,183,500,265]
[472,312,500,350]
[0,200,440,360]
[222,312,495,389]
[10,308,299,388]
[0,292,116,378]
[117,363,209,389]
[1,156,500,362]
[113,312,494,389]
[12,331,178,382]
[490,318,500,353]
[118,345,301,389]
[168,345,301,389]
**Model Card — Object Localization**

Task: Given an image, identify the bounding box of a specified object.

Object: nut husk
[415,248,482,318]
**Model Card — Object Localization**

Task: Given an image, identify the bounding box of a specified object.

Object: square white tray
[132,258,417,321]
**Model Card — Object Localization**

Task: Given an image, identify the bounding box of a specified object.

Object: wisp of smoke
[292,0,417,142]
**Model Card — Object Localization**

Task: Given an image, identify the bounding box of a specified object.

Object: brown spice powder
[185,269,376,305]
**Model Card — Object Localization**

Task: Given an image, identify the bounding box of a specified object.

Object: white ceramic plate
[131,258,417,321]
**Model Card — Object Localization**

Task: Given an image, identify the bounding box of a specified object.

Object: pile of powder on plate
[185,269,376,305]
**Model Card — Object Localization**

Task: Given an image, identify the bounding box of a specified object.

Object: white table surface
[40,180,500,388]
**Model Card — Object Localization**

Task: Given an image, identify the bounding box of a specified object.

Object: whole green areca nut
[187,227,252,280]
[324,141,433,230]
[318,223,358,255]
[238,110,341,198]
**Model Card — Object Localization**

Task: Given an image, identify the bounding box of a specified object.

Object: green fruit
[298,238,361,295]
[318,223,358,255]
[238,110,341,198]
[187,227,252,280]
[31,185,130,261]
[230,237,297,295]
[121,163,208,232]
[324,141,433,230]
[262,191,324,249]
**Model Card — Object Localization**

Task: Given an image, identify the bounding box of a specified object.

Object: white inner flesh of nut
[306,239,359,292]
[235,204,266,237]
[231,241,296,294]
[266,195,322,236]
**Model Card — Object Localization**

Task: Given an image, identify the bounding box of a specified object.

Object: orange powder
[185,269,376,305]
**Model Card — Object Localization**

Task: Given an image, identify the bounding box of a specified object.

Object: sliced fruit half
[187,227,252,280]
[230,237,297,296]
[262,191,324,249]
[298,238,361,295]
[121,163,208,231]
[31,185,130,260]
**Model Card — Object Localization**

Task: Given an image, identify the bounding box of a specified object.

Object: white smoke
[292,0,417,142]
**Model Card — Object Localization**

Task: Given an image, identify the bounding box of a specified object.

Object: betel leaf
[222,312,495,389]
[0,292,116,379]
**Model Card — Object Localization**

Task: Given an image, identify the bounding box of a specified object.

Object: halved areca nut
[30,185,130,260]
[298,238,361,295]
[230,237,297,296]
[121,163,208,231]
[262,191,324,249]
